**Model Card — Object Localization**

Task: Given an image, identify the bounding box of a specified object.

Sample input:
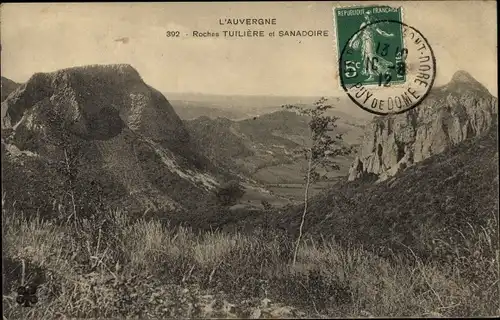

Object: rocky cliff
[348,70,498,181]
[1,64,219,215]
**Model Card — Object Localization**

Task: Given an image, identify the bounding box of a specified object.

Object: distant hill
[1,77,20,102]
[170,100,250,120]
[168,92,374,123]
[166,92,325,111]
[1,65,223,216]
[185,109,363,185]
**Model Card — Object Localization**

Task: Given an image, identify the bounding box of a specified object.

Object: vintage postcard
[1,2,498,319]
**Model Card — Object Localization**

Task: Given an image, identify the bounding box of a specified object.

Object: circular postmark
[339,20,436,115]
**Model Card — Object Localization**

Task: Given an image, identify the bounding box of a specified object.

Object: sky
[1,1,497,96]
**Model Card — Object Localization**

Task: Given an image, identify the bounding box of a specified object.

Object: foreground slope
[263,120,498,261]
[1,64,220,215]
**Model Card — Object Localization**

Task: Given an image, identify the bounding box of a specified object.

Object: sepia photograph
[1,1,498,318]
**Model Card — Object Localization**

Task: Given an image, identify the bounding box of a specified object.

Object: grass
[2,112,498,318]
[2,204,498,319]
[266,122,499,263]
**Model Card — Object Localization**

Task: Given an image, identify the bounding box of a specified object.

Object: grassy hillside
[268,121,498,263]
[2,123,497,319]
[183,116,256,173]
[3,206,498,318]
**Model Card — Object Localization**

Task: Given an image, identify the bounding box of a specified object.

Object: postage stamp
[334,5,405,87]
[334,5,437,115]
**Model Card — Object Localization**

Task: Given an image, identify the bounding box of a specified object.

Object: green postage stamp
[334,5,405,87]
[333,4,436,115]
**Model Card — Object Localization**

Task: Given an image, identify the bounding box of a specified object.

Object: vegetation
[261,200,273,211]
[282,97,352,265]
[2,203,498,319]
[270,122,499,265]
[2,118,498,319]
[2,75,498,318]
[215,180,246,207]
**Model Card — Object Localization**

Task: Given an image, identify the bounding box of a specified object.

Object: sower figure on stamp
[348,11,395,81]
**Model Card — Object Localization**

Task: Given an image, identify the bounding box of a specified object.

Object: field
[266,183,333,202]
[252,158,352,186]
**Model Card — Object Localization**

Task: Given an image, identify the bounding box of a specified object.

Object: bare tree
[283,97,352,265]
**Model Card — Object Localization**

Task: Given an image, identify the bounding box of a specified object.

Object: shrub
[215,180,245,206]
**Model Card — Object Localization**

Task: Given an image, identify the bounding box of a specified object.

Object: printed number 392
[166,31,180,37]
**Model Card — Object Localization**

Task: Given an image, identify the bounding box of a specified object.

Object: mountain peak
[451,70,477,83]
[56,64,142,81]
[1,64,218,214]
[2,63,188,143]
[58,63,137,73]
[439,70,490,94]
[19,64,142,87]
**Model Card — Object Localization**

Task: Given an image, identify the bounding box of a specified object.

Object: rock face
[1,64,219,215]
[348,71,498,181]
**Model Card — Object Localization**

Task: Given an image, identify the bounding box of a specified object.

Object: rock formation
[348,70,498,181]
[1,64,220,215]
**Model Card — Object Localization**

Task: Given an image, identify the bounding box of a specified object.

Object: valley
[177,104,366,204]
[1,65,498,319]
